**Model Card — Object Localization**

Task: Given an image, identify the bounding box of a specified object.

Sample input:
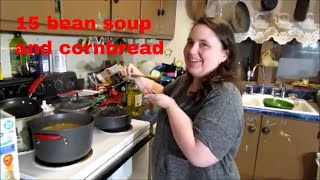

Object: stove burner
[35,149,93,167]
[102,125,133,133]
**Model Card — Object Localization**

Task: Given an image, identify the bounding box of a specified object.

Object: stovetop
[18,119,150,179]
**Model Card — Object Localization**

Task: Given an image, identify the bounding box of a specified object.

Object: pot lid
[99,107,130,118]
[59,96,93,112]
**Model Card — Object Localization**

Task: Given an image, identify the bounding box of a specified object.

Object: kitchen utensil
[252,13,269,29]
[29,113,94,163]
[0,97,43,152]
[221,1,250,33]
[261,0,278,11]
[93,106,132,131]
[263,98,294,110]
[205,0,222,18]
[186,0,207,21]
[294,0,310,21]
[131,73,160,81]
[274,13,294,30]
[299,13,317,30]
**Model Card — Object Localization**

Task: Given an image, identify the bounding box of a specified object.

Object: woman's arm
[165,102,219,167]
[119,63,163,93]
[144,93,219,167]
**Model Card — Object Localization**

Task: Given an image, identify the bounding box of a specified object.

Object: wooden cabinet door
[111,0,140,33]
[236,113,262,180]
[254,116,320,180]
[0,0,58,24]
[159,0,176,36]
[61,0,110,30]
[141,0,161,35]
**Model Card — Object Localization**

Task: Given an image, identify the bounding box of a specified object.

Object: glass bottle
[235,61,245,81]
[246,58,253,81]
[126,80,143,116]
[9,32,28,77]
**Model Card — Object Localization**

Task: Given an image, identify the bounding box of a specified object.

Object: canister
[52,50,67,73]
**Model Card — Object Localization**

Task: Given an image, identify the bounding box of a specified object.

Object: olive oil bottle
[126,80,143,116]
[9,32,28,77]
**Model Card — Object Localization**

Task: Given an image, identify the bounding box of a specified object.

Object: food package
[0,110,20,180]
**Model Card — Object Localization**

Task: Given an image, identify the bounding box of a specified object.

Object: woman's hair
[187,17,243,100]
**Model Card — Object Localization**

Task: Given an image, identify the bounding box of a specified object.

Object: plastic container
[41,100,55,116]
[0,110,20,180]
[52,50,67,73]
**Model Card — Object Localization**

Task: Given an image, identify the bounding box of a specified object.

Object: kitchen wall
[0,0,193,80]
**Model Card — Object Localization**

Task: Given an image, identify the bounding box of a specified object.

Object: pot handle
[35,133,62,141]
[28,74,47,98]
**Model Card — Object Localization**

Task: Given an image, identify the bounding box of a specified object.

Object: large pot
[29,113,94,163]
[93,106,132,131]
[0,97,43,152]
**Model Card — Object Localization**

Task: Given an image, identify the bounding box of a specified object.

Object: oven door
[90,132,153,180]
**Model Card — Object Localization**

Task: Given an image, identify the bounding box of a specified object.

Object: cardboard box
[0,110,20,180]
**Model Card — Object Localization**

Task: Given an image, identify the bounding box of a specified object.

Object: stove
[18,119,151,179]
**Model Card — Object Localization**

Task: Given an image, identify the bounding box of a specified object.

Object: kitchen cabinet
[236,113,320,180]
[1,0,176,39]
[0,0,58,24]
[111,0,140,34]
[235,113,262,180]
[141,0,176,37]
[61,0,110,30]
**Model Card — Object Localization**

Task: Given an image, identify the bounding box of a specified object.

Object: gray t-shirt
[152,74,244,180]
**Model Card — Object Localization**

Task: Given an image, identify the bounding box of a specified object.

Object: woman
[120,17,243,180]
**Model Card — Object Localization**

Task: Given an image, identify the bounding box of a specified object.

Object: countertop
[135,102,320,124]
[244,101,320,123]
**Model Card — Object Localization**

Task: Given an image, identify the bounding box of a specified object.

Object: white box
[0,110,20,180]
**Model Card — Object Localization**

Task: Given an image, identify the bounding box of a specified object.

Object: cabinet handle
[161,9,165,16]
[114,0,119,4]
[248,126,256,133]
[261,127,270,134]
[55,0,61,13]
[157,9,161,16]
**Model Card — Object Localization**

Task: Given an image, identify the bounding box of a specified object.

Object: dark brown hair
[187,17,243,100]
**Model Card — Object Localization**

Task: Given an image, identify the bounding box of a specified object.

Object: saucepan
[29,113,94,163]
[0,74,47,152]
[93,106,132,131]
[0,97,43,152]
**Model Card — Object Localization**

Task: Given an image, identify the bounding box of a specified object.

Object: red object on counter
[99,92,124,107]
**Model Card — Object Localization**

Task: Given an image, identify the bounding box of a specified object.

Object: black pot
[93,106,132,131]
[29,113,94,163]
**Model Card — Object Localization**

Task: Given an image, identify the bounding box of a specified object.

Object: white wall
[0,0,193,79]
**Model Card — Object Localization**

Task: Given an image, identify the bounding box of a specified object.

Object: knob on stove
[54,80,64,91]
[35,83,46,95]
[0,89,5,100]
[66,81,75,91]
[18,84,28,96]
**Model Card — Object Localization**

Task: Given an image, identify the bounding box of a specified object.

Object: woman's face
[183,24,229,78]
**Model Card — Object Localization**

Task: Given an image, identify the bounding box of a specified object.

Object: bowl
[263,98,294,110]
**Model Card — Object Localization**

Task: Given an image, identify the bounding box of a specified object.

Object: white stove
[18,119,151,179]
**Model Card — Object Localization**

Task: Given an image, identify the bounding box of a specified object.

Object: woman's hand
[144,93,176,110]
[119,63,143,79]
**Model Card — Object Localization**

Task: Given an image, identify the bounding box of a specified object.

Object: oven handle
[95,133,154,180]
